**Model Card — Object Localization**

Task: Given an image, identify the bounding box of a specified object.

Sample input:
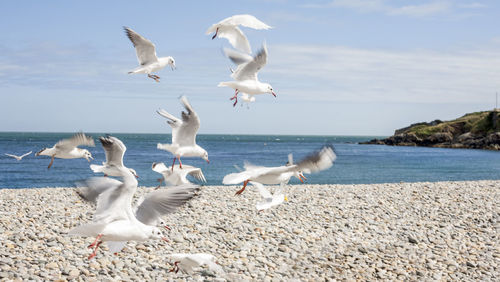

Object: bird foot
[169,261,180,273]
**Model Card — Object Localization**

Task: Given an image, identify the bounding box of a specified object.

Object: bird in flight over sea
[35,133,94,169]
[124,27,176,82]
[219,43,276,107]
[223,145,336,195]
[152,162,206,188]
[4,151,32,161]
[206,14,271,54]
[90,135,138,178]
[157,96,209,170]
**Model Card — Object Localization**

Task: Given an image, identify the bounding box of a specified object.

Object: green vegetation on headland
[361,110,500,150]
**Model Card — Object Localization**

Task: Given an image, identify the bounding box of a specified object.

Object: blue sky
[1,0,499,135]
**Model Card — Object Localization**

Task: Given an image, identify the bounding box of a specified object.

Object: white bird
[223,145,336,195]
[251,182,285,211]
[90,135,138,178]
[4,151,32,161]
[206,14,272,54]
[73,169,198,258]
[219,44,276,107]
[167,253,224,275]
[157,96,209,170]
[35,133,94,169]
[152,162,206,188]
[124,27,176,83]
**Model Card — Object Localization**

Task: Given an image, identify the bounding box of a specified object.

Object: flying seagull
[124,27,176,82]
[35,133,94,169]
[157,96,209,170]
[90,135,138,178]
[152,162,206,188]
[206,14,271,54]
[219,43,276,107]
[5,151,32,161]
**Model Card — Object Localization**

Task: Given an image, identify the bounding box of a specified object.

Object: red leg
[88,234,103,249]
[47,155,55,169]
[235,180,249,195]
[178,157,183,169]
[88,240,102,260]
[230,89,239,107]
[171,157,176,171]
[169,261,180,273]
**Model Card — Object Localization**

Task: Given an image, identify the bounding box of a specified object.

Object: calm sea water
[1,132,500,189]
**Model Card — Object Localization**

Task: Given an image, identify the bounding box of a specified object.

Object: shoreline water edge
[0,180,498,280]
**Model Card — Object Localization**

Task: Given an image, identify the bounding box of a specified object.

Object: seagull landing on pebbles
[124,27,176,83]
[152,162,206,188]
[207,14,271,54]
[223,145,336,195]
[5,151,32,161]
[167,253,224,275]
[35,133,95,169]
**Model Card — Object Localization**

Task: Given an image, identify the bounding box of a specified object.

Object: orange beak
[272,91,276,97]
[161,237,169,242]
[206,159,210,164]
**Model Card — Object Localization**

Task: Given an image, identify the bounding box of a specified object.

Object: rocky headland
[361,110,500,150]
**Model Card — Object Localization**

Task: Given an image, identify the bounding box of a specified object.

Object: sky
[1,0,499,136]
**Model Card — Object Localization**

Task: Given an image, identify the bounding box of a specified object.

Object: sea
[1,132,500,189]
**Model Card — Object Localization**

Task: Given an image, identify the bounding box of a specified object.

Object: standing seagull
[207,14,272,54]
[124,27,176,82]
[157,96,209,170]
[218,43,276,107]
[223,145,336,195]
[35,133,94,169]
[90,135,138,178]
[5,151,32,161]
[152,162,206,188]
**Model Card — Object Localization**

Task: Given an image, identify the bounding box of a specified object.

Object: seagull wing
[99,136,126,167]
[250,181,272,199]
[217,26,251,54]
[227,14,272,30]
[151,162,169,174]
[157,108,184,145]
[134,184,199,226]
[296,145,337,174]
[222,165,273,184]
[174,96,200,146]
[232,43,268,81]
[186,167,207,183]
[19,151,32,159]
[4,153,20,159]
[124,27,158,66]
[55,132,95,150]
[92,177,136,223]
[75,177,123,203]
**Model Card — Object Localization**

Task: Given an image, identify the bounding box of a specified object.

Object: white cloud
[388,2,451,17]
[458,2,486,9]
[265,44,500,104]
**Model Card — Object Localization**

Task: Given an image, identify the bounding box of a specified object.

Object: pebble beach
[0,180,498,281]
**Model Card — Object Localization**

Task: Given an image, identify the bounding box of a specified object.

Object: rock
[45,262,58,269]
[68,269,79,279]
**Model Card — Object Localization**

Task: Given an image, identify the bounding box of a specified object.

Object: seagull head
[129,168,139,178]
[83,150,93,162]
[149,227,165,240]
[200,149,209,164]
[265,84,276,97]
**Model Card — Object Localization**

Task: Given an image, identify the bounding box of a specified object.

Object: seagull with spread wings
[251,181,286,211]
[223,145,336,195]
[207,14,271,54]
[73,168,199,258]
[5,151,32,161]
[218,43,276,107]
[35,133,95,169]
[168,253,224,275]
[124,27,176,82]
[152,162,206,188]
[157,96,209,171]
[90,135,138,178]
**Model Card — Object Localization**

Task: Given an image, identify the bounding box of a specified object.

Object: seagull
[73,168,198,258]
[251,182,285,211]
[124,27,176,83]
[152,162,206,188]
[90,135,138,178]
[157,96,209,170]
[167,253,224,275]
[4,151,32,161]
[35,133,94,169]
[218,44,276,107]
[223,145,336,195]
[206,14,272,54]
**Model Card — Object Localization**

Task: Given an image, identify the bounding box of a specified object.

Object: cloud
[265,44,500,104]
[388,2,451,17]
[458,2,486,9]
